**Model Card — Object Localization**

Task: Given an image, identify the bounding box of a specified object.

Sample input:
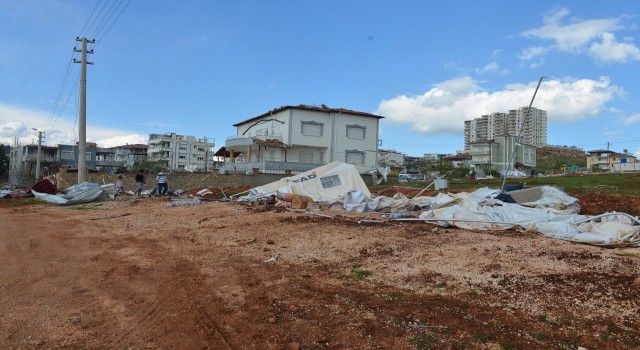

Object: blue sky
[1,0,640,157]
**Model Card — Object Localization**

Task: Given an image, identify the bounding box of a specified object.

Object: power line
[83,0,110,38]
[90,0,123,40]
[78,0,103,38]
[93,0,133,46]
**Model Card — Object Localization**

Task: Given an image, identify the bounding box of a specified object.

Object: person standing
[156,168,168,196]
[116,175,124,193]
[134,169,145,195]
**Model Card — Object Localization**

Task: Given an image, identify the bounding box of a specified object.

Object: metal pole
[501,76,545,192]
[74,37,94,183]
[33,129,43,179]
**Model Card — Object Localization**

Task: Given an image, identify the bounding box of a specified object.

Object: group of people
[115,168,169,196]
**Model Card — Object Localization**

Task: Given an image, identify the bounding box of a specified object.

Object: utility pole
[74,37,95,183]
[32,128,44,179]
[204,136,208,172]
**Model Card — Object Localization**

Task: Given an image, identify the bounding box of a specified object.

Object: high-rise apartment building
[464,107,547,150]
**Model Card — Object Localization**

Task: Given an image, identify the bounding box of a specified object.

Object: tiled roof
[233,104,384,127]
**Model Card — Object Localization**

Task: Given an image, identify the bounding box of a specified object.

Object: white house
[221,105,383,174]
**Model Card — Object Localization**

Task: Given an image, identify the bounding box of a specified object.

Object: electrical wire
[78,0,103,38]
[93,0,133,46]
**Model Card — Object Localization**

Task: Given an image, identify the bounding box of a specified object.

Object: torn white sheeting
[418,189,640,247]
[243,161,371,203]
[32,182,116,205]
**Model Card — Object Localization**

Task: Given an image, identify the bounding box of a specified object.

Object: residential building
[96,147,117,172]
[468,136,537,176]
[378,149,404,172]
[443,154,469,168]
[148,133,214,171]
[58,143,97,171]
[464,107,547,150]
[586,149,637,171]
[11,144,59,179]
[222,104,383,174]
[114,144,148,168]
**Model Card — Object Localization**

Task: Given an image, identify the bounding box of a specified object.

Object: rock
[431,227,440,233]
[300,272,311,278]
[268,317,277,324]
[266,239,275,245]
[288,343,300,350]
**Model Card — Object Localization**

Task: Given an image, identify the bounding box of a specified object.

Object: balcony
[219,160,324,175]
[225,137,254,149]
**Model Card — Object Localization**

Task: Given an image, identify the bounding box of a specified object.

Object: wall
[55,168,388,192]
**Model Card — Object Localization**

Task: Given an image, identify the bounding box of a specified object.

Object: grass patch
[351,264,372,280]
[409,335,438,349]
[471,332,491,344]
[536,314,548,323]
[6,198,46,207]
[434,282,447,288]
[500,342,518,350]
[387,292,401,300]
[529,333,546,341]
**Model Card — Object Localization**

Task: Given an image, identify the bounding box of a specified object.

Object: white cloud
[523,7,622,52]
[588,33,640,63]
[474,62,499,74]
[520,7,639,63]
[518,46,549,60]
[622,113,640,126]
[0,103,148,148]
[376,76,623,135]
[602,129,623,136]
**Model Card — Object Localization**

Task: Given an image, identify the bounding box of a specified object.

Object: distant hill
[536,145,587,174]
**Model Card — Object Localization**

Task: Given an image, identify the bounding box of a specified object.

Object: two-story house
[587,149,637,171]
[58,142,98,171]
[468,135,536,176]
[221,105,383,174]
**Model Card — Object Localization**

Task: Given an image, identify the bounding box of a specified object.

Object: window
[178,144,187,151]
[178,164,185,169]
[85,152,92,161]
[299,150,314,163]
[301,121,323,137]
[198,147,205,152]
[346,125,366,139]
[345,150,365,165]
[178,154,186,159]
[61,150,74,160]
[320,175,342,189]
[197,156,204,161]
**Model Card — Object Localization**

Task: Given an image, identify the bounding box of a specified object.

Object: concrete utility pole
[32,128,44,179]
[73,37,95,183]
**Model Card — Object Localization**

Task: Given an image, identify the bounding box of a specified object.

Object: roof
[587,149,612,153]
[233,104,384,127]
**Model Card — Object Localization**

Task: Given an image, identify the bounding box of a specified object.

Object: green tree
[133,159,166,175]
[0,144,9,181]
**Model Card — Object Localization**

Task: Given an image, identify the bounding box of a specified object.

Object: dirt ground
[1,190,639,349]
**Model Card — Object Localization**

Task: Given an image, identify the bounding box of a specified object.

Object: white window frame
[85,152,92,161]
[345,150,365,165]
[346,124,366,140]
[320,174,343,189]
[301,121,323,137]
[61,150,74,160]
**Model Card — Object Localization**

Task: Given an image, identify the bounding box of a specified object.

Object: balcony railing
[218,160,324,175]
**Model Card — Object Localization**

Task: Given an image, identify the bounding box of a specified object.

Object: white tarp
[32,182,116,205]
[417,187,640,247]
[244,161,371,203]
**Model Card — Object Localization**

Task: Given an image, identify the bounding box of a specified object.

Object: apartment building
[464,107,547,150]
[147,133,214,171]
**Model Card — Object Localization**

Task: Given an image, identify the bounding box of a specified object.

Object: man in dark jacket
[134,169,145,195]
